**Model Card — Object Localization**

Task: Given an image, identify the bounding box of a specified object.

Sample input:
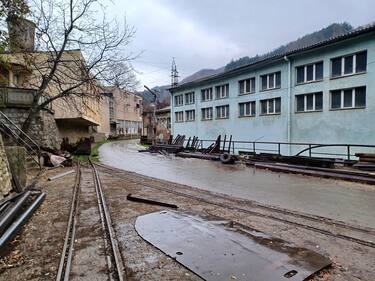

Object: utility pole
[171,57,179,88]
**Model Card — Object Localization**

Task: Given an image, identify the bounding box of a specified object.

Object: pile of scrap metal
[146,134,186,154]
[41,146,73,168]
[177,135,237,164]
[61,137,92,156]
[40,137,93,168]
[0,190,45,253]
[353,153,375,171]
[244,153,337,168]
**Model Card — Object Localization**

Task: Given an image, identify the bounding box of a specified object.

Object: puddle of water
[99,140,375,228]
[135,210,331,281]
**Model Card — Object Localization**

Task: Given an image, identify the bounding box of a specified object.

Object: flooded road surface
[99,140,375,229]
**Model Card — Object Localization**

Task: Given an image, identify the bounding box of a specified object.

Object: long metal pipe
[0,192,24,208]
[48,170,75,181]
[0,192,46,251]
[0,191,31,235]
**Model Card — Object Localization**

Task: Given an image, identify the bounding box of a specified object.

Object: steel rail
[94,163,375,249]
[89,160,125,281]
[56,162,81,281]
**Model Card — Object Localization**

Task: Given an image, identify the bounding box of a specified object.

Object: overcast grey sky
[106,0,375,89]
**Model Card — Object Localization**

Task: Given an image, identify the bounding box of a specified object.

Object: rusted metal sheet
[135,210,331,281]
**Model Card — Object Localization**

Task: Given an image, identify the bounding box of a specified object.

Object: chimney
[7,16,36,52]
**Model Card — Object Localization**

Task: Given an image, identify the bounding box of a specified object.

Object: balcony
[0,87,36,108]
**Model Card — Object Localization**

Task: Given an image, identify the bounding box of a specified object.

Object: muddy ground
[0,163,374,280]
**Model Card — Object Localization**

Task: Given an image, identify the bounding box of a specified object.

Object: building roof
[170,23,375,92]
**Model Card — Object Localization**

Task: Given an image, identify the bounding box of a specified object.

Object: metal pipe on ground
[48,170,75,181]
[0,192,24,208]
[0,192,46,252]
[0,191,31,235]
[127,194,178,209]
[0,202,10,214]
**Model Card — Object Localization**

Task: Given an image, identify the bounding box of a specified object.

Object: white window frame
[201,107,213,120]
[185,110,195,121]
[331,51,367,78]
[175,111,184,122]
[201,88,213,102]
[296,61,323,85]
[238,78,255,95]
[216,105,229,119]
[261,72,281,91]
[185,92,195,105]
[295,92,323,112]
[215,84,229,99]
[174,94,183,106]
[330,87,366,110]
[239,101,256,117]
[260,98,281,115]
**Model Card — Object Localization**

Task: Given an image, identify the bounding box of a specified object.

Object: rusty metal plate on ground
[135,210,331,281]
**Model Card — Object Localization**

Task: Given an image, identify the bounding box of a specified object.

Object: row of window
[174,50,368,106]
[174,86,367,122]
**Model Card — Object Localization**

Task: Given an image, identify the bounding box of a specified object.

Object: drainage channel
[56,161,125,281]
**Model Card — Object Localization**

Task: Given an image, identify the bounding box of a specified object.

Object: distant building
[142,105,171,144]
[155,106,171,142]
[98,86,143,137]
[169,24,375,155]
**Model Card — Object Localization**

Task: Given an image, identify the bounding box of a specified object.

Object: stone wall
[5,146,26,188]
[0,135,12,199]
[1,107,61,149]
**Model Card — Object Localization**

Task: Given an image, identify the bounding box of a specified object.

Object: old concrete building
[98,86,142,137]
[155,106,171,142]
[169,24,375,156]
[0,18,101,147]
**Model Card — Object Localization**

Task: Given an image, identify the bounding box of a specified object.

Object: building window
[185,92,195,104]
[260,97,281,115]
[239,101,256,117]
[330,86,366,110]
[185,110,195,121]
[201,107,213,120]
[216,105,229,119]
[261,71,281,91]
[239,77,256,95]
[201,87,213,101]
[331,51,367,78]
[215,84,229,99]
[295,92,323,112]
[296,62,323,84]
[175,111,184,122]
[174,94,183,106]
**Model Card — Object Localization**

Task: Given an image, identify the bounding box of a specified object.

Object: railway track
[94,162,375,249]
[56,161,125,281]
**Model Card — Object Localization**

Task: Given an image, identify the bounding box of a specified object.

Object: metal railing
[0,110,41,167]
[195,138,375,160]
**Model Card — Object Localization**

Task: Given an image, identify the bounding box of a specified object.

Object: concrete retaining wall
[5,146,26,188]
[0,135,12,199]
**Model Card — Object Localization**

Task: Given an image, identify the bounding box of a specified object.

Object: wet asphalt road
[99,140,375,229]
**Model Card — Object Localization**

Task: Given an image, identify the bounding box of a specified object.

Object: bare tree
[3,0,137,132]
[111,62,139,92]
